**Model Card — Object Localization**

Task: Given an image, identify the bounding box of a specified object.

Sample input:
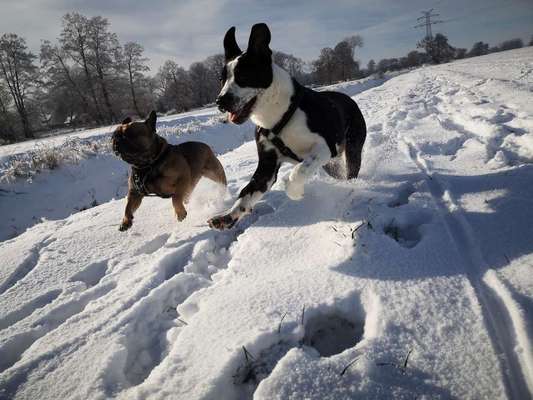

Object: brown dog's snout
[112,130,124,155]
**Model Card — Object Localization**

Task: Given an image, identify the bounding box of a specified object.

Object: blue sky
[0,0,532,71]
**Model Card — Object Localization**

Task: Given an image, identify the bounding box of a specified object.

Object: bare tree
[367,59,376,75]
[189,61,213,106]
[86,16,121,122]
[455,48,467,59]
[417,33,455,64]
[0,33,36,138]
[0,81,17,141]
[60,13,105,124]
[123,42,149,117]
[157,60,193,112]
[498,38,523,51]
[468,41,489,57]
[405,50,428,67]
[343,35,364,51]
[334,40,359,81]
[40,40,92,120]
[273,51,304,79]
[312,47,336,84]
[203,53,225,96]
[312,35,363,84]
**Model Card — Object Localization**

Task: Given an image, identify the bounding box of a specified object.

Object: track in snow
[399,72,532,398]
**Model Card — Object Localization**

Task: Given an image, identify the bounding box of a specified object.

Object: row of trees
[0,11,368,143]
[0,13,158,141]
[1,11,532,143]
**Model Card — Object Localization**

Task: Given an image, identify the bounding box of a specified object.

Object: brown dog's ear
[121,117,132,124]
[145,110,157,132]
[247,23,271,59]
[224,26,242,61]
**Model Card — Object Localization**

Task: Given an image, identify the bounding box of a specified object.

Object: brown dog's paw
[119,220,132,231]
[176,210,187,222]
[207,214,237,230]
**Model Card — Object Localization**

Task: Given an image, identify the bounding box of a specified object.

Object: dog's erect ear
[247,23,271,58]
[145,110,157,132]
[121,117,132,125]
[224,26,242,61]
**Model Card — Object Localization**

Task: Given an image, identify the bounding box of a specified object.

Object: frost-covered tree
[40,40,93,125]
[157,60,193,112]
[0,33,37,138]
[189,61,213,106]
[86,16,121,122]
[0,81,17,142]
[123,42,149,117]
[60,13,105,124]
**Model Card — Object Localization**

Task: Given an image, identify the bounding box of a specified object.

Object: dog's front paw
[176,209,187,221]
[119,219,132,231]
[286,179,304,201]
[208,213,237,230]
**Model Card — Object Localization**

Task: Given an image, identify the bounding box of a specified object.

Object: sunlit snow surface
[0,47,532,400]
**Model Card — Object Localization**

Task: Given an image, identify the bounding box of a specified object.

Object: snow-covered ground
[0,47,532,399]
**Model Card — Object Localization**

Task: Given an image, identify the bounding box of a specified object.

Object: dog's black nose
[216,93,234,113]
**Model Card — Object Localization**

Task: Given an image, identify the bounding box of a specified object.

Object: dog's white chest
[277,109,323,158]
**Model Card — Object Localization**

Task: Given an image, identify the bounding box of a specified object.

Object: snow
[1,47,532,400]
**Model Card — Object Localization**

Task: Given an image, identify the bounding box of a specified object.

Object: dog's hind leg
[202,154,227,187]
[120,191,144,231]
[322,156,346,179]
[345,112,366,180]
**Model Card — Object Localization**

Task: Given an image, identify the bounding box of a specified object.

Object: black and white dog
[208,23,366,230]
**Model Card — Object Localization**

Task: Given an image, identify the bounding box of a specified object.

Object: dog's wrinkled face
[216,23,273,124]
[112,111,158,166]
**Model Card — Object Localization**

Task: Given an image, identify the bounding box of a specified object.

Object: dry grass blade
[277,312,288,334]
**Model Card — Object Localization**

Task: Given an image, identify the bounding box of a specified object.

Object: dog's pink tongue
[229,112,238,123]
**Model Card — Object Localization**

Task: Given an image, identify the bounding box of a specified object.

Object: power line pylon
[414,8,444,40]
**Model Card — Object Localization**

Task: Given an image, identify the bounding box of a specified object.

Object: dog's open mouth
[229,96,256,124]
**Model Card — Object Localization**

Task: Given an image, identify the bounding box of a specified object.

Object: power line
[414,8,445,40]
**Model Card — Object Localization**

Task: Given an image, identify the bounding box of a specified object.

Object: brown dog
[112,111,227,231]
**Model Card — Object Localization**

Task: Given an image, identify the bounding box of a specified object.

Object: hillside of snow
[1,47,532,400]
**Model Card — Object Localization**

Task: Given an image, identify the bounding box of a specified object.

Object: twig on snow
[401,349,413,373]
[242,346,255,363]
[277,312,288,334]
[340,357,360,376]
[376,349,413,375]
[351,221,366,239]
